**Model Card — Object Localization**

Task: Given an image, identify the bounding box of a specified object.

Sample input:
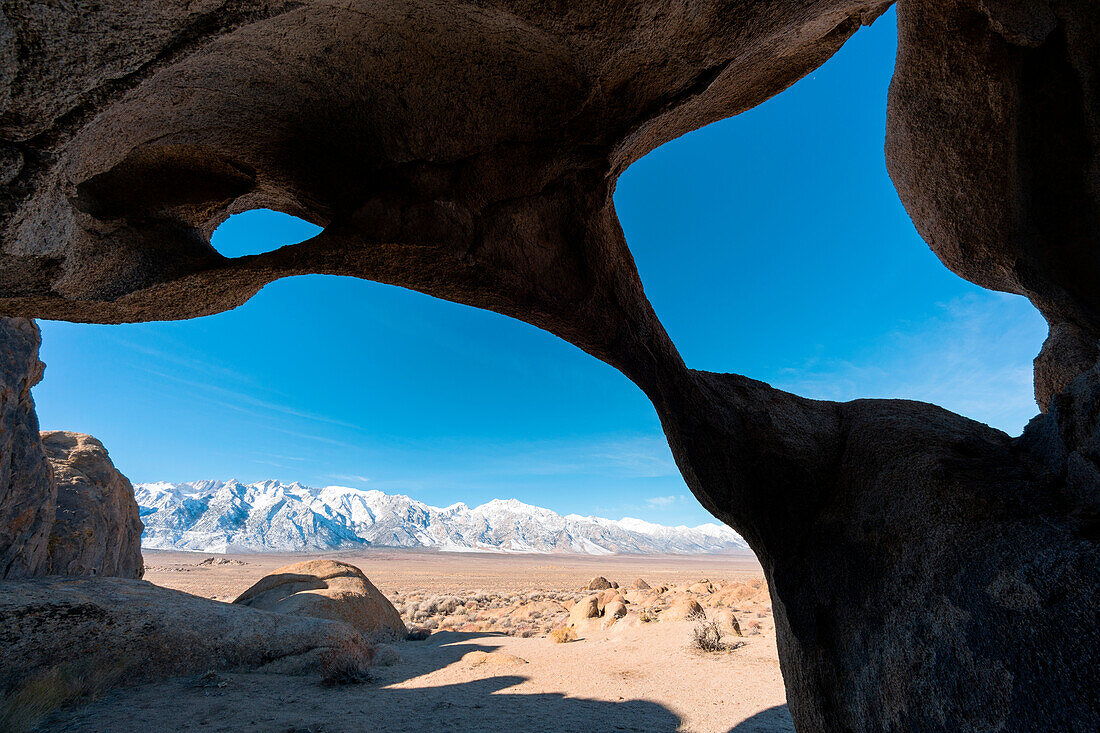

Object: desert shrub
[639,608,656,623]
[0,658,129,733]
[319,636,375,686]
[692,618,725,652]
[549,627,577,644]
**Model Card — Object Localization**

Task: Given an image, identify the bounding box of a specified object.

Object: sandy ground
[45,550,792,733]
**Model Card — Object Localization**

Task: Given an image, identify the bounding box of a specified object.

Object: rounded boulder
[233,559,407,642]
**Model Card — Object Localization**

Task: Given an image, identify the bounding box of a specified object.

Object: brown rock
[41,431,144,579]
[716,609,743,637]
[661,598,705,622]
[0,318,55,579]
[567,595,601,628]
[234,560,406,642]
[604,599,628,621]
[0,575,370,691]
[631,578,651,590]
[585,576,614,591]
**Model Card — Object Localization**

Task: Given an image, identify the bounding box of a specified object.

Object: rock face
[1,1,1098,730]
[41,431,144,579]
[0,576,372,689]
[0,318,55,579]
[233,560,407,642]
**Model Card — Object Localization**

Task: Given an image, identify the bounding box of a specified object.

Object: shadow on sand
[42,631,790,732]
[726,704,794,732]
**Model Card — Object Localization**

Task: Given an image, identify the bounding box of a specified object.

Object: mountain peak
[134,479,749,556]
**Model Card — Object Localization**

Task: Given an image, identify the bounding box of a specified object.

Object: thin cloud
[774,292,1046,435]
[645,495,678,507]
[327,473,371,484]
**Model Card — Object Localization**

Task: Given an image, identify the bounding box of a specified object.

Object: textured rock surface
[0,576,372,689]
[886,0,1100,409]
[234,559,407,642]
[0,0,1098,730]
[0,317,54,578]
[41,431,144,579]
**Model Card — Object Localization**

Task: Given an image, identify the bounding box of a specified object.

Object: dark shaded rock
[886,0,1100,409]
[0,317,55,578]
[41,431,144,579]
[651,368,1099,730]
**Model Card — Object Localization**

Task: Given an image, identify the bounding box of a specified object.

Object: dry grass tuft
[549,626,577,643]
[691,617,725,652]
[319,636,375,686]
[0,659,127,733]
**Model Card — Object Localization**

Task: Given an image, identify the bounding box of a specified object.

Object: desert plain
[42,548,791,733]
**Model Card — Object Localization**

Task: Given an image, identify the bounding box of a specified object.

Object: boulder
[604,599,628,621]
[661,598,705,622]
[0,318,55,579]
[716,609,743,637]
[567,595,601,627]
[0,576,371,691]
[631,578,651,590]
[233,559,407,642]
[585,576,615,591]
[597,588,623,611]
[687,581,715,594]
[41,431,144,579]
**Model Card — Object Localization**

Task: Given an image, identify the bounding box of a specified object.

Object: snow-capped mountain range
[134,480,749,555]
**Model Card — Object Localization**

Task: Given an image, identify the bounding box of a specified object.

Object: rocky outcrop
[585,576,615,591]
[0,576,372,691]
[0,1,1098,730]
[567,595,601,629]
[0,318,55,579]
[41,431,144,579]
[233,560,407,642]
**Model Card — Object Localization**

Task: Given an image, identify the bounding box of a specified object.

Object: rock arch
[1,1,1097,729]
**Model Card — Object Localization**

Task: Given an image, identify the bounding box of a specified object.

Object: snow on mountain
[133,480,749,555]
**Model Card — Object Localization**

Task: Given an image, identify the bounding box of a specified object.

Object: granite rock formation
[0,576,374,693]
[234,559,407,642]
[0,317,54,578]
[0,0,1098,730]
[41,431,144,579]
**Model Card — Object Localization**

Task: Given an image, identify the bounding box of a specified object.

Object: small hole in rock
[211,209,322,258]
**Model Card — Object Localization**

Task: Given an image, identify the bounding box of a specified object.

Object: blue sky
[33,8,1047,527]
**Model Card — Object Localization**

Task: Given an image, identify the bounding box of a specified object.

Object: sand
[44,549,792,732]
